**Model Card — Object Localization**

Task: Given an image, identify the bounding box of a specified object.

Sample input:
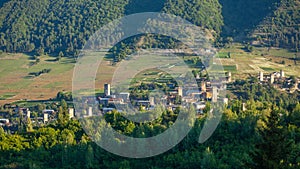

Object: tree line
[0,79,299,168]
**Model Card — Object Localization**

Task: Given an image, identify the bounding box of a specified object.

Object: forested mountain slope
[220,0,280,37]
[0,0,298,56]
[0,0,129,56]
[163,0,223,35]
[252,0,300,51]
[125,0,165,14]
[0,0,223,56]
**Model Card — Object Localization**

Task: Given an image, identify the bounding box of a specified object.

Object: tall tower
[149,97,155,106]
[43,113,49,123]
[242,103,247,111]
[212,87,218,103]
[88,107,93,117]
[27,110,31,118]
[178,87,183,97]
[259,72,264,82]
[104,83,111,96]
[280,70,285,78]
[228,72,232,82]
[270,74,275,84]
[68,108,74,119]
[201,82,206,92]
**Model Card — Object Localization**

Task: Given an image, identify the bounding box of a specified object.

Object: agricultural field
[0,52,115,105]
[0,44,299,104]
[217,44,300,79]
[0,53,74,104]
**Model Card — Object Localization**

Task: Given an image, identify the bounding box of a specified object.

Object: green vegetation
[260,67,275,72]
[0,93,16,100]
[0,0,224,57]
[0,0,298,60]
[28,68,51,78]
[217,52,230,58]
[163,0,223,34]
[217,43,300,78]
[222,65,237,72]
[253,0,300,51]
[220,0,280,37]
[0,0,129,56]
[0,0,299,168]
[0,81,299,168]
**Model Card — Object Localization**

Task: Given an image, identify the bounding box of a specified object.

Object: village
[0,68,299,133]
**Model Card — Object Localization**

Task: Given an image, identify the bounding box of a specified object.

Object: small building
[136,100,151,107]
[103,108,115,113]
[43,109,55,115]
[118,92,130,102]
[0,119,9,126]
[223,98,229,105]
[99,97,109,107]
[193,102,206,111]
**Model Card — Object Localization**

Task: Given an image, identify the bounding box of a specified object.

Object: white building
[119,92,130,102]
[270,74,275,84]
[104,83,111,96]
[259,72,264,82]
[228,72,232,82]
[212,87,218,103]
[88,107,93,117]
[68,108,74,119]
[43,113,49,123]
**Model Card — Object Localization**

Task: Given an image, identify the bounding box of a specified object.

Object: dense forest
[0,0,129,56]
[0,80,299,168]
[0,0,298,57]
[219,0,280,37]
[0,0,223,57]
[253,0,300,51]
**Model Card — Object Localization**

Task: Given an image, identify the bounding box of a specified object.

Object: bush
[29,69,51,77]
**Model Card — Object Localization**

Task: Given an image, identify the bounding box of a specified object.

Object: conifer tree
[252,108,292,169]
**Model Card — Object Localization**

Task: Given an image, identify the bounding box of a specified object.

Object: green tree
[26,117,34,132]
[201,147,218,169]
[252,108,292,169]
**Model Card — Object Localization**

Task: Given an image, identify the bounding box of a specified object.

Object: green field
[0,51,118,104]
[0,45,299,104]
[218,44,300,78]
[260,67,275,72]
[216,52,230,58]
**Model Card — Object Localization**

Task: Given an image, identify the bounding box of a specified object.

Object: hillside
[220,0,280,38]
[0,0,129,56]
[0,0,298,56]
[0,0,223,57]
[252,0,300,51]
